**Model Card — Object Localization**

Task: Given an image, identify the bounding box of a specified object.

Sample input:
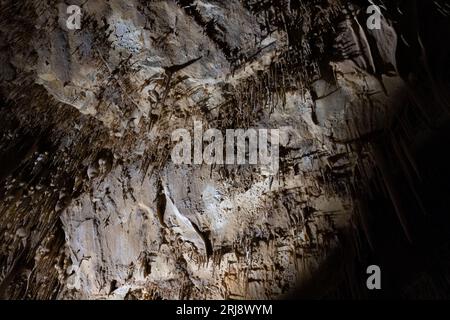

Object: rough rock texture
[1,0,450,299]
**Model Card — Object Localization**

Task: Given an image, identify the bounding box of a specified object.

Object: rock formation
[1,0,450,299]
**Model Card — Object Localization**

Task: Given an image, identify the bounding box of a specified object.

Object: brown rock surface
[1,0,450,299]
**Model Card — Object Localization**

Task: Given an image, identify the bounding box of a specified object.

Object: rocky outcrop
[1,0,450,299]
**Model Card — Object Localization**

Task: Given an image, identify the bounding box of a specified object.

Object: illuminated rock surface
[1,0,450,299]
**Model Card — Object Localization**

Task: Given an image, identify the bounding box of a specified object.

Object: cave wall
[0,0,449,299]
